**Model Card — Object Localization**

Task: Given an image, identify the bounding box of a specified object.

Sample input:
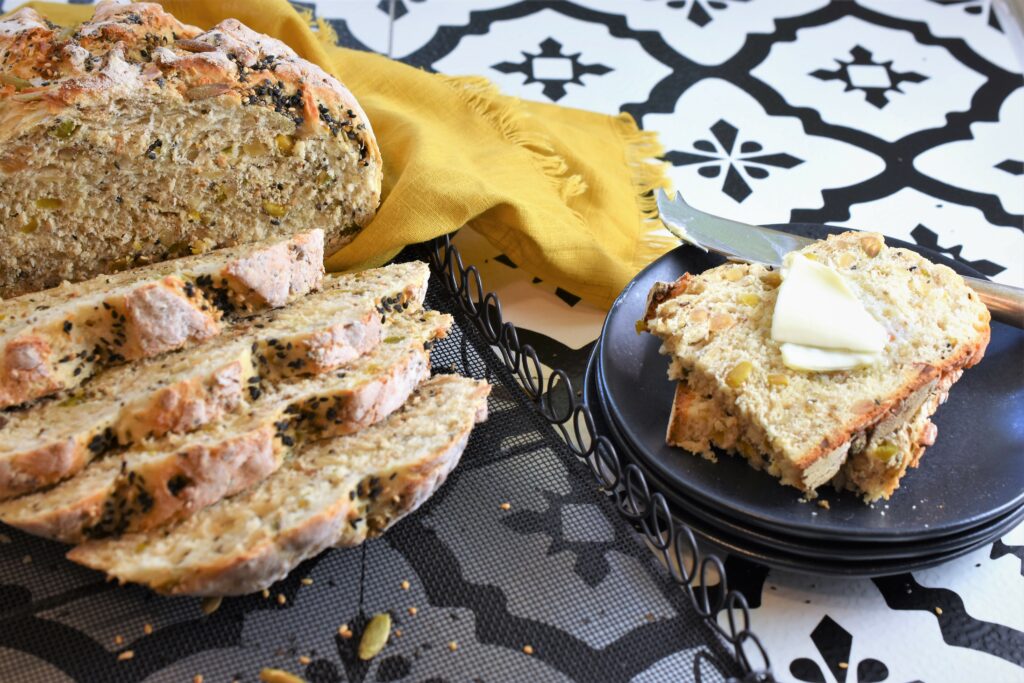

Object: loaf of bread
[0,229,324,410]
[0,311,451,542]
[0,261,431,500]
[642,232,991,502]
[0,0,381,297]
[67,374,490,596]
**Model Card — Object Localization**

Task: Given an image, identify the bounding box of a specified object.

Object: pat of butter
[771,253,887,371]
[780,343,880,372]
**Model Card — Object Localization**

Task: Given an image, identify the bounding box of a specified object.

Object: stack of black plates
[584,224,1024,577]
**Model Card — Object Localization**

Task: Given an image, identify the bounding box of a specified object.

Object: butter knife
[655,189,1024,329]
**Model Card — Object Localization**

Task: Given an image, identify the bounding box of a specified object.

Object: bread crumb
[277,593,287,605]
[499,502,511,511]
[817,500,830,510]
[448,641,458,652]
[117,650,134,661]
[338,624,353,639]
[301,578,314,586]
[400,580,410,591]
[935,607,943,615]
[523,644,534,655]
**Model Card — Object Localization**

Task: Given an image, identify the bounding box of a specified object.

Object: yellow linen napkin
[18,0,675,308]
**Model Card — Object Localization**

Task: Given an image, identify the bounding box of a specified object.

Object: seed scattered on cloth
[400,580,410,591]
[277,593,287,605]
[448,641,458,652]
[193,675,204,683]
[117,650,134,661]
[298,655,311,665]
[838,662,848,670]
[301,578,314,586]
[523,645,534,655]
[407,606,418,616]
[338,624,354,639]
[935,607,943,615]
[143,624,153,635]
[113,635,124,646]
[262,589,270,599]
[499,502,511,511]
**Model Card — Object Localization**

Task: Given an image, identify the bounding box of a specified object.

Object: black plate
[584,343,1024,577]
[590,340,1024,562]
[598,224,1024,543]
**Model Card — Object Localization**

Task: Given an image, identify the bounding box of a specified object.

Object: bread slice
[642,231,990,502]
[0,230,323,409]
[0,260,431,500]
[67,374,490,596]
[0,2,381,297]
[0,311,451,542]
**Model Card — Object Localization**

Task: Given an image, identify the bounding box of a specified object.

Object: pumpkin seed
[259,669,306,683]
[200,596,222,615]
[358,612,391,660]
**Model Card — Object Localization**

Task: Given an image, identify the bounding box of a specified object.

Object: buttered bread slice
[642,231,990,502]
[0,311,450,542]
[68,375,490,596]
[0,230,323,409]
[0,260,431,500]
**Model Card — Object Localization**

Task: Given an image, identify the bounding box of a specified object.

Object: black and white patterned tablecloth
[11,1,1024,682]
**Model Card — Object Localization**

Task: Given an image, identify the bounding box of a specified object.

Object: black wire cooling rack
[425,234,773,682]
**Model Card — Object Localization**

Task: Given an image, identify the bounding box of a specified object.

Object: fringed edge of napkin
[442,75,589,211]
[612,112,679,285]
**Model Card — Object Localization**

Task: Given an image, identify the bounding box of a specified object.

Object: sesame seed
[143,624,153,635]
[298,655,311,665]
[935,607,943,615]
[448,641,458,652]
[193,676,204,683]
[499,502,511,511]
[407,607,417,616]
[523,645,534,655]
[338,624,353,639]
[262,589,270,599]
[838,662,848,670]
[394,629,403,638]
[277,593,287,605]
[400,580,410,591]
[114,635,124,645]
[301,578,314,586]
[117,650,134,661]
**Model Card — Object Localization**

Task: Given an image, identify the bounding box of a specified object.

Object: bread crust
[0,3,381,295]
[0,230,324,409]
[67,377,491,596]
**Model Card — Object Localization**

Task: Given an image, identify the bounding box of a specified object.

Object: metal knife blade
[654,188,1024,328]
[656,189,810,267]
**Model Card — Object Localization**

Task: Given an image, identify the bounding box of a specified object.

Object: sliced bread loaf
[0,229,323,409]
[642,231,990,502]
[0,2,381,297]
[67,374,490,596]
[0,260,431,499]
[0,311,451,541]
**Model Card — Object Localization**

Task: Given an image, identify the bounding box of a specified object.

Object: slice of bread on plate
[0,260,431,499]
[0,1,381,297]
[642,231,990,502]
[0,311,450,541]
[0,229,323,409]
[66,374,490,596]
